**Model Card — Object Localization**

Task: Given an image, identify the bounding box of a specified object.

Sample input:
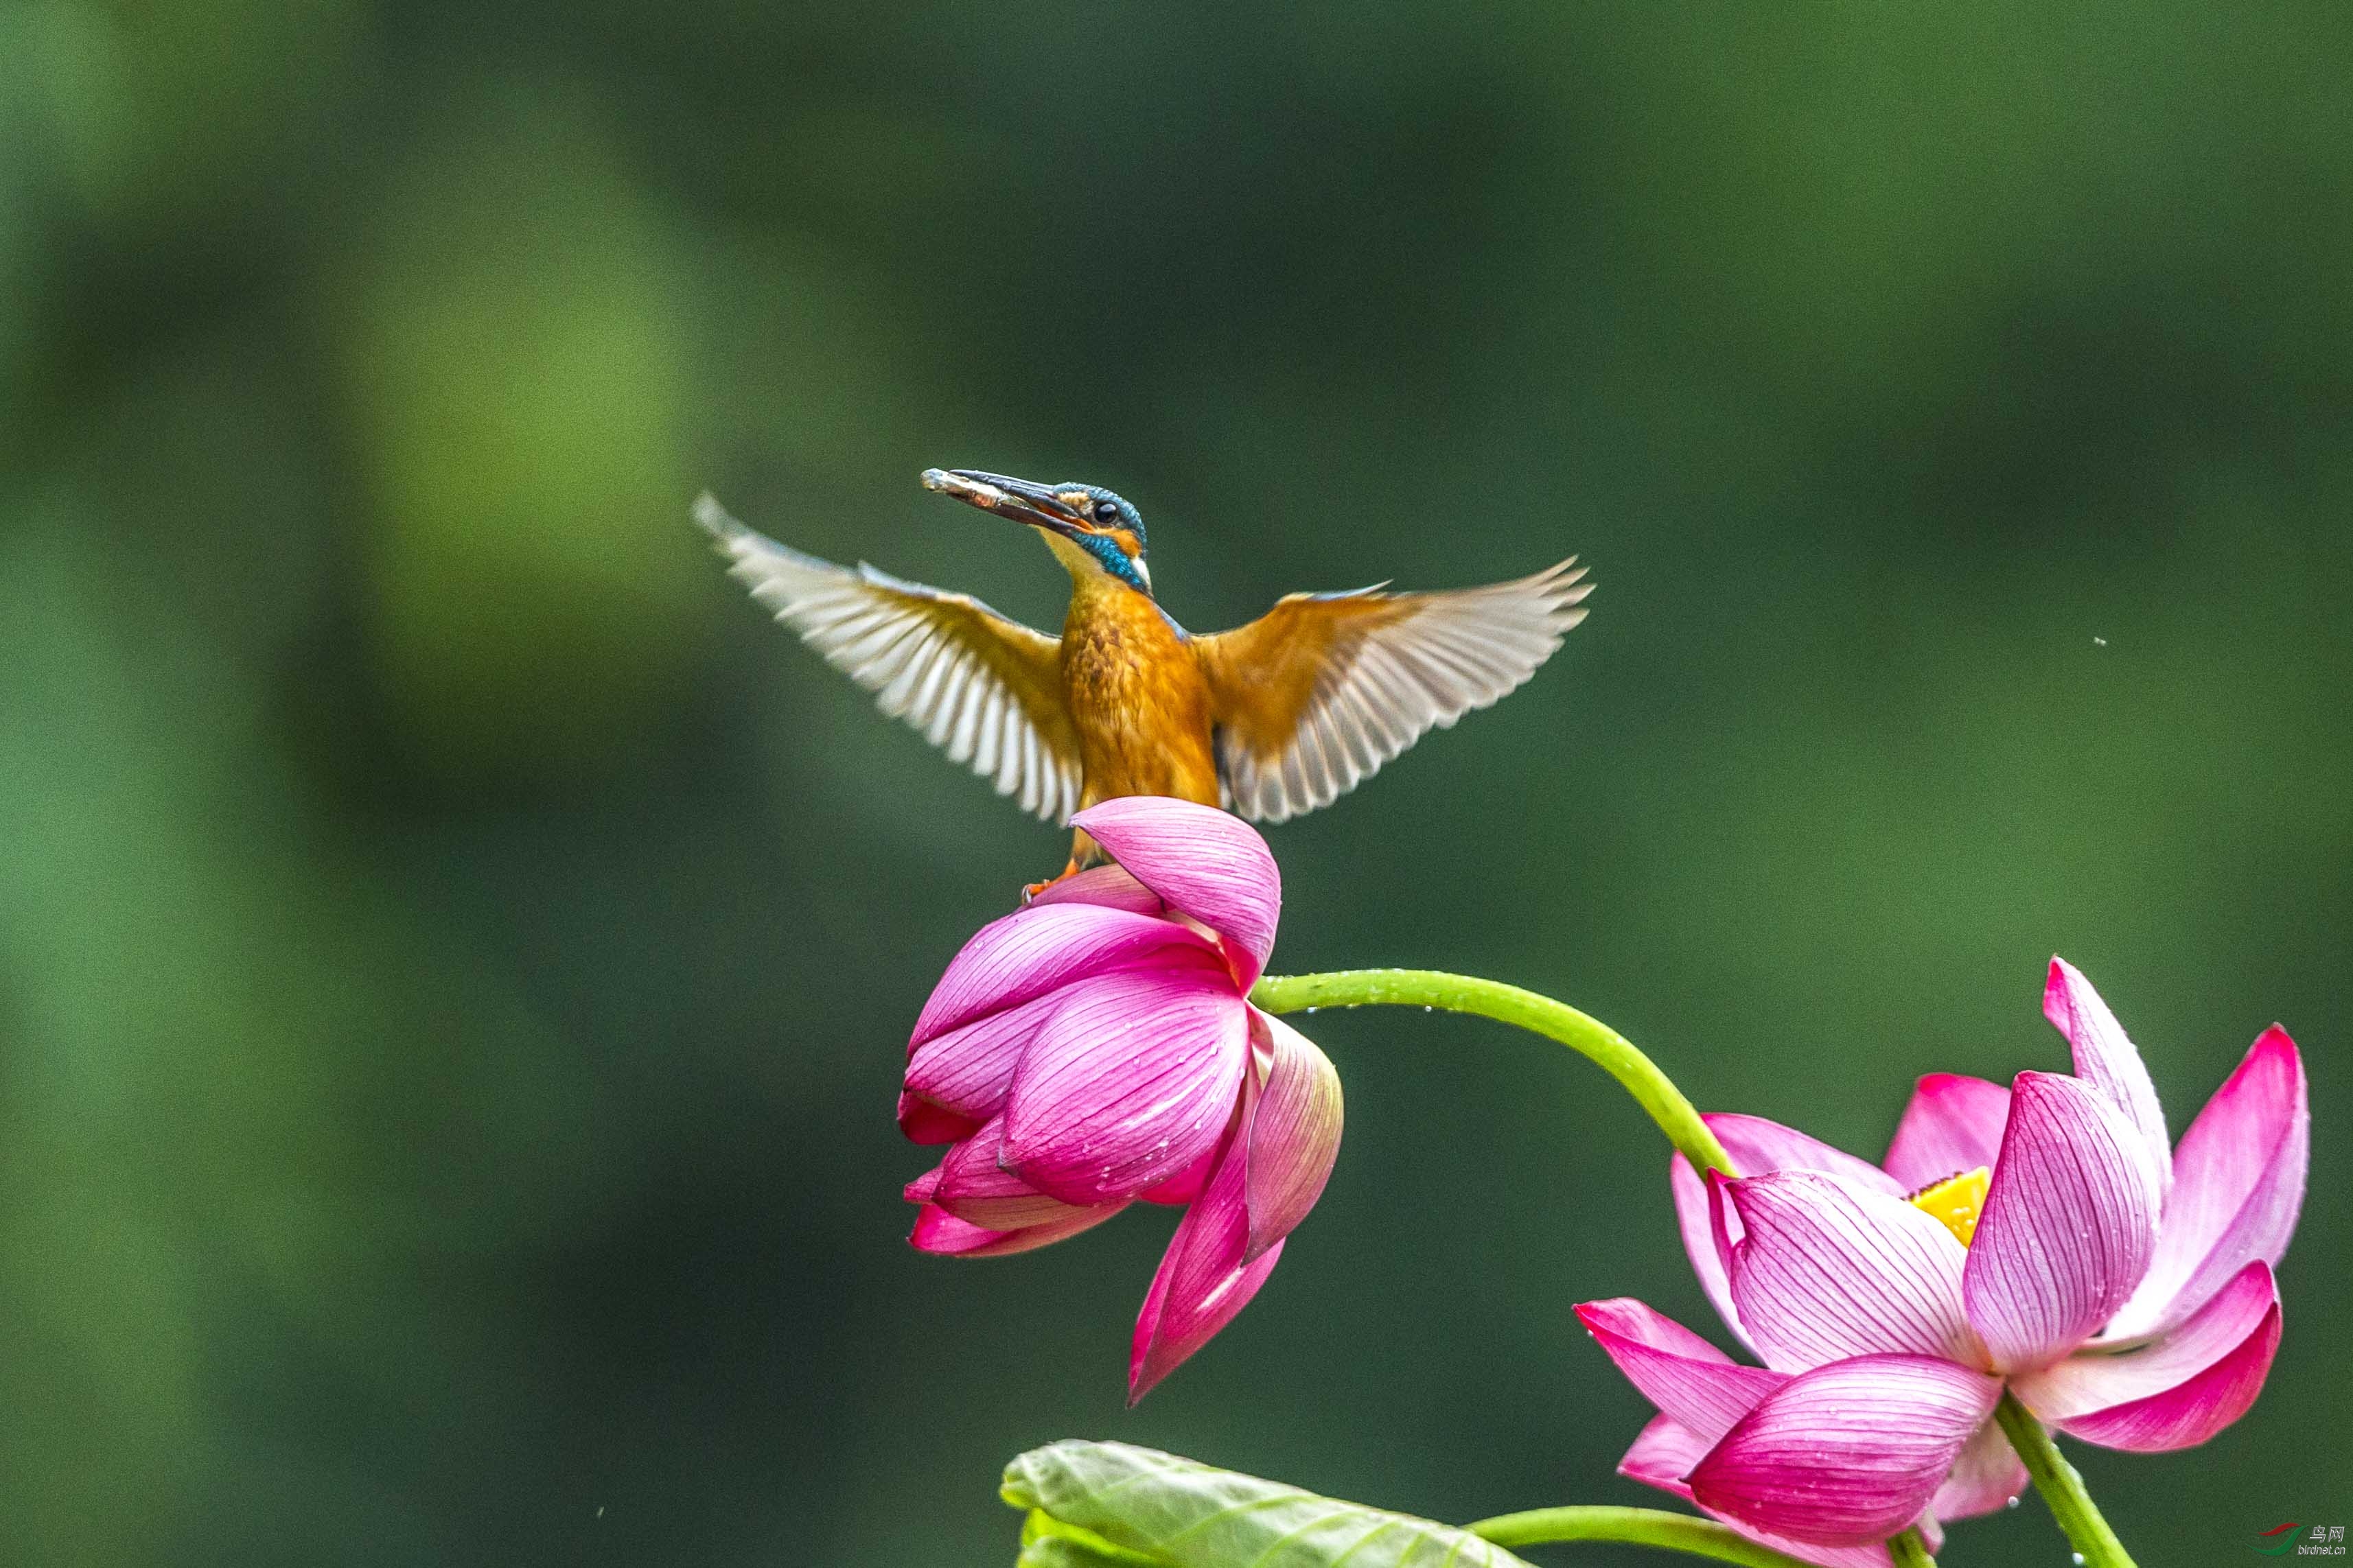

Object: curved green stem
[1470,1507,1816,1566]
[1249,969,1737,1178]
[1995,1392,2136,1567]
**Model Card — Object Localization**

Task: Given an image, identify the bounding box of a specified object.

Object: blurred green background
[2,2,2347,1563]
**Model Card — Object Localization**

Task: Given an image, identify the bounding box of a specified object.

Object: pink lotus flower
[1579,958,2307,1565]
[897,796,1343,1402]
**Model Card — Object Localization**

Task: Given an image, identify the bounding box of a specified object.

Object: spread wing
[696,495,1082,823]
[1195,559,1591,823]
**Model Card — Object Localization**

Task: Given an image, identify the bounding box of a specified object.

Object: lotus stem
[1249,969,1738,1179]
[1995,1392,2137,1568]
[1470,1506,1822,1566]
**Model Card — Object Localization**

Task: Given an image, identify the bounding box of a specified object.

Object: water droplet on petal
[2005,1495,2021,1509]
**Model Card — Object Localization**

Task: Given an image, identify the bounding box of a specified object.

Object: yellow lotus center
[1908,1166,1990,1247]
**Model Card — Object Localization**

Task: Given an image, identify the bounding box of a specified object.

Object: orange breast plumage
[1058,587,1220,810]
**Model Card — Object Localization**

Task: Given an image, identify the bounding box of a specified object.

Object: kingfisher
[696,469,1591,891]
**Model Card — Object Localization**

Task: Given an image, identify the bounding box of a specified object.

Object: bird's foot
[1019,859,1085,906]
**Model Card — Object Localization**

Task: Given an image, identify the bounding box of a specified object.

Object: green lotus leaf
[1002,1442,1536,1568]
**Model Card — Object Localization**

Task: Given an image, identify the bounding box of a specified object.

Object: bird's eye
[1094,500,1120,523]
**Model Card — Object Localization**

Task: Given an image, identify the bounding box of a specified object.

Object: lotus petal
[1137,1138,1225,1207]
[1616,1416,1896,1568]
[2042,959,2172,1200]
[2109,1027,2306,1339]
[1076,797,1281,987]
[1964,1072,2163,1373]
[897,1090,982,1146]
[1576,1297,1787,1442]
[1690,1355,2002,1547]
[1671,1156,1757,1357]
[936,1118,1100,1229]
[2014,1261,2281,1451]
[1242,1011,1343,1262]
[903,989,1063,1129]
[1724,1170,1982,1372]
[1883,1075,2013,1192]
[912,902,1217,1048]
[1706,1113,1903,1193]
[1669,1117,1905,1360]
[1129,1119,1282,1402]
[1926,1418,2026,1524]
[1002,968,1251,1205]
[1025,863,1166,915]
[1618,1410,1710,1494]
[908,1201,1123,1257]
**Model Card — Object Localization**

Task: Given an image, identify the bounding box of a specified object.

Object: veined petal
[1725,1171,1981,1372]
[1242,1010,1343,1262]
[1620,1417,1894,1568]
[1671,1155,1757,1356]
[1619,1411,1711,1495]
[1025,863,1166,915]
[1706,1114,1903,1193]
[902,1162,943,1205]
[1964,1072,2164,1373]
[1674,1116,1904,1359]
[1137,1138,1225,1206]
[907,1200,1124,1257]
[1576,1298,1787,1444]
[1927,1418,2026,1524]
[1074,797,1281,987]
[2108,1027,2307,1339]
[2031,1265,2277,1412]
[896,1090,980,1146]
[1004,968,1251,1205]
[1705,1170,1740,1290]
[1690,1355,2003,1547]
[2043,958,2172,1200]
[903,989,1062,1126]
[2051,1309,2281,1453]
[911,902,1219,1047]
[2013,1261,2280,1451]
[934,1117,1100,1229]
[1128,1119,1282,1402]
[1883,1075,2013,1192]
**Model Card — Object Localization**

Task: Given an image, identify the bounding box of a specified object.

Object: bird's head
[921,468,1152,596]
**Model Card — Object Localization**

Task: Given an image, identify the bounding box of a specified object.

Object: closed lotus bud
[896,797,1342,1400]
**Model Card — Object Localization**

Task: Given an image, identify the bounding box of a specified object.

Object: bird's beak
[921,469,1087,536]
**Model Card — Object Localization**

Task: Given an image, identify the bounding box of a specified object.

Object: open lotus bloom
[1579,957,2307,1564]
[896,796,1342,1402]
